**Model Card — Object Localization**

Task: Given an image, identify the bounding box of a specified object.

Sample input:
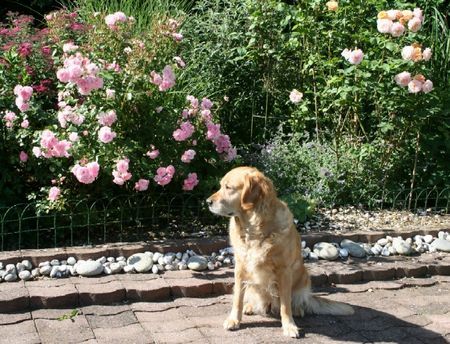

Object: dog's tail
[292,288,354,316]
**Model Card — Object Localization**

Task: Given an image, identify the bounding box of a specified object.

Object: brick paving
[1,229,449,343]
[0,278,449,344]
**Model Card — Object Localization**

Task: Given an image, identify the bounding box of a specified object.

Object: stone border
[1,228,447,266]
[1,252,449,313]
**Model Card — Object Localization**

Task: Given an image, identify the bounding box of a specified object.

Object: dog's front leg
[223,262,245,330]
[277,269,300,338]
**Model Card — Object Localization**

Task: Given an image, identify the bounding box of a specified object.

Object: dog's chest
[235,239,276,286]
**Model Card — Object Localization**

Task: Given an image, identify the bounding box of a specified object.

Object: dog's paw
[223,318,240,331]
[282,323,300,338]
[243,303,254,315]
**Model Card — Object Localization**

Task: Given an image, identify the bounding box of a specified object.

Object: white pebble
[50,259,60,266]
[67,257,77,265]
[381,247,390,256]
[116,256,126,262]
[107,257,115,263]
[377,238,388,246]
[309,252,319,261]
[157,257,165,266]
[19,270,32,281]
[207,262,215,270]
[151,265,159,274]
[123,265,135,273]
[153,252,162,263]
[96,256,106,264]
[176,252,182,260]
[339,248,349,258]
[223,257,231,264]
[301,241,306,249]
[165,264,175,271]
[423,235,433,244]
[21,260,32,270]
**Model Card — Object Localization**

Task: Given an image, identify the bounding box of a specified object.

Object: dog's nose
[206,198,212,206]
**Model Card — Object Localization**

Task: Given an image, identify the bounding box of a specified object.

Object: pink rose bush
[0,10,236,207]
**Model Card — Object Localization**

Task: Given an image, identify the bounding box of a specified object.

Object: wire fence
[1,187,449,252]
[0,193,226,252]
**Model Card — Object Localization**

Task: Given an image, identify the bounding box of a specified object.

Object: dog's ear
[241,171,275,211]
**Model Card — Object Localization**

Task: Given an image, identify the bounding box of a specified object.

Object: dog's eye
[225,185,232,190]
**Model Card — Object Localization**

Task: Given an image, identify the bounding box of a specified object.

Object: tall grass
[64,0,191,32]
[430,6,450,86]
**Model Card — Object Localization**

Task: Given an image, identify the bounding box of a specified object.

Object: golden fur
[207,166,354,338]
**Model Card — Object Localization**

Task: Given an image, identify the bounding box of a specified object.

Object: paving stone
[131,301,178,313]
[0,282,29,312]
[28,284,78,309]
[167,277,214,298]
[32,308,82,319]
[0,320,40,344]
[151,328,207,344]
[76,280,125,305]
[395,262,429,278]
[86,310,138,328]
[401,277,437,288]
[93,323,151,344]
[123,278,171,302]
[137,308,196,333]
[335,280,404,293]
[0,311,31,325]
[35,315,95,343]
[327,267,363,284]
[82,304,132,316]
[362,265,396,281]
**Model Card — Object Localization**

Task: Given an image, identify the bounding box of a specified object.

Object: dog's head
[207,166,276,217]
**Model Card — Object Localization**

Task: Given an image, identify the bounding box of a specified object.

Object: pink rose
[21,119,29,128]
[377,19,393,34]
[201,98,213,109]
[173,56,186,68]
[32,147,41,157]
[154,165,175,186]
[408,79,422,93]
[97,110,117,126]
[422,48,432,61]
[63,42,78,53]
[56,69,70,83]
[15,97,30,112]
[408,17,422,32]
[14,85,33,101]
[348,49,364,64]
[116,159,129,173]
[48,187,61,201]
[181,149,196,163]
[401,46,414,60]
[182,173,199,191]
[172,121,194,141]
[19,151,28,162]
[159,65,176,91]
[206,122,221,140]
[146,149,160,159]
[390,22,405,37]
[69,132,79,141]
[289,89,303,104]
[413,8,423,22]
[394,72,411,87]
[172,33,183,42]
[387,10,400,21]
[135,179,149,191]
[98,126,117,143]
[422,80,433,93]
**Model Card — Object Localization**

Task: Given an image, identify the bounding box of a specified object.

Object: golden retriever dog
[206,166,354,338]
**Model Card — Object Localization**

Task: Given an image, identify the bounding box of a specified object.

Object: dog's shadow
[238,303,446,343]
